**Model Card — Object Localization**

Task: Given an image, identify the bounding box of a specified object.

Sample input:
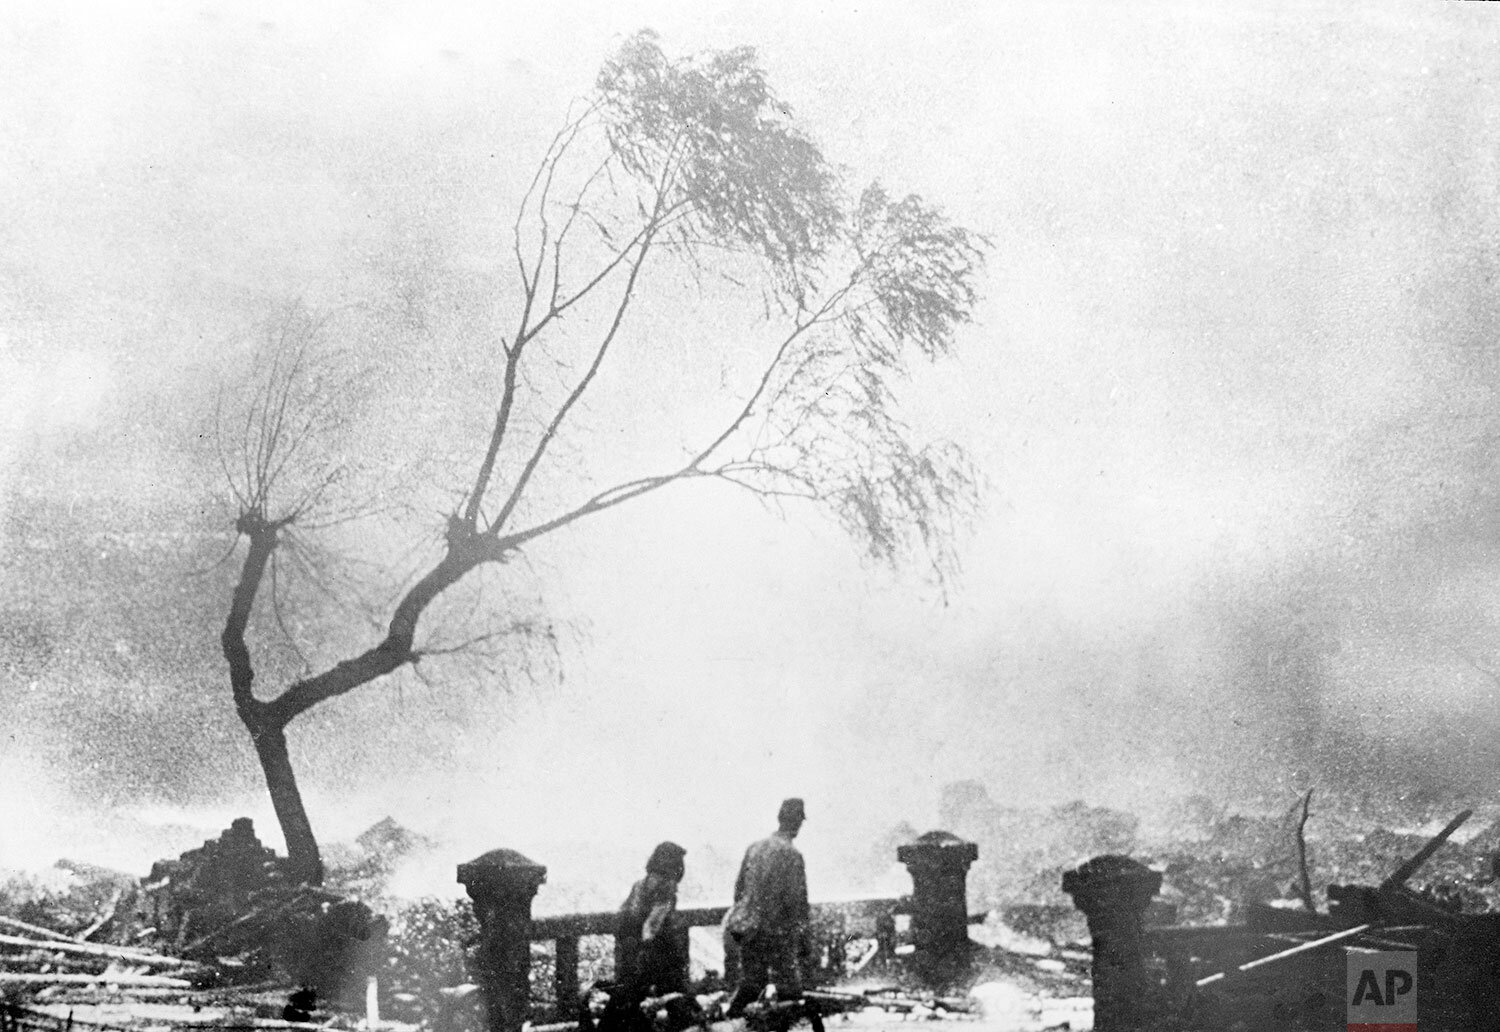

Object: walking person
[594,842,696,1032]
[722,799,811,1017]
[617,841,690,1000]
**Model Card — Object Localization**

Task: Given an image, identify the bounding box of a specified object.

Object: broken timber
[0,933,197,969]
[0,973,192,988]
[1380,808,1473,891]
[1067,807,1500,1031]
[0,918,88,945]
[1194,923,1372,988]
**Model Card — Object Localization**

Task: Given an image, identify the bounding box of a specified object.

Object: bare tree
[218,31,989,883]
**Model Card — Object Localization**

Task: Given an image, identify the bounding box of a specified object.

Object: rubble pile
[0,819,426,1032]
[952,797,1500,1030]
[935,781,1500,939]
[0,816,474,1031]
[9,794,1500,1030]
[1143,808,1500,928]
[937,781,1139,911]
[0,862,138,944]
[142,818,295,947]
[139,818,387,1008]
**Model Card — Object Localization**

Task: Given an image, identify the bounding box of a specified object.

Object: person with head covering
[616,841,690,1001]
[722,799,810,1017]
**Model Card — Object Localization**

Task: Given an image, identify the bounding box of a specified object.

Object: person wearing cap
[722,799,811,1017]
[617,841,690,1001]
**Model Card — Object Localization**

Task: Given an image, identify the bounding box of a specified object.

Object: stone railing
[528,898,902,1012]
[458,831,979,1032]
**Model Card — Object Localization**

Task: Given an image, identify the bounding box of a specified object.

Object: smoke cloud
[4,1,1500,910]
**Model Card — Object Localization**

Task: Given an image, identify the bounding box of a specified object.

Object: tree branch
[513,111,590,322]
[220,511,287,727]
[463,131,668,529]
[487,217,660,533]
[686,281,855,468]
[482,268,857,550]
[549,152,616,312]
[261,517,514,727]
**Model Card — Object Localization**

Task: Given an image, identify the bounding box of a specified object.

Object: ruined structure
[141,818,387,1008]
[1064,810,1500,1032]
[141,818,291,945]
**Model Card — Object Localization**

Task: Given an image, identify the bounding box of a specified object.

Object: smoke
[5,1,1500,908]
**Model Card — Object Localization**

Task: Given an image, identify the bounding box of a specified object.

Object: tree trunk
[250,722,325,885]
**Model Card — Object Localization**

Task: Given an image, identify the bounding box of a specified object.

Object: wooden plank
[1382,810,1472,890]
[0,917,85,945]
[1148,926,1282,946]
[1196,924,1372,988]
[0,933,195,969]
[80,891,124,942]
[0,974,192,988]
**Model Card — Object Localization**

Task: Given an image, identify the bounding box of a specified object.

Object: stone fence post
[459,849,547,1032]
[1062,855,1162,1032]
[897,831,979,987]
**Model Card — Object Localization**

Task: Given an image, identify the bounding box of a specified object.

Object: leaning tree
[218,30,988,884]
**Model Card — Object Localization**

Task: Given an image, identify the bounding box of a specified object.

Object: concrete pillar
[458,849,547,1032]
[1061,855,1162,1032]
[897,831,979,987]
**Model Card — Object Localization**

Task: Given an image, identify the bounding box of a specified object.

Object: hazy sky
[5,0,1500,902]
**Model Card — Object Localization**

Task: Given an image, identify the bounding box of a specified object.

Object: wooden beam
[0,916,86,944]
[1382,810,1473,890]
[0,933,196,969]
[1196,924,1372,988]
[0,973,191,987]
